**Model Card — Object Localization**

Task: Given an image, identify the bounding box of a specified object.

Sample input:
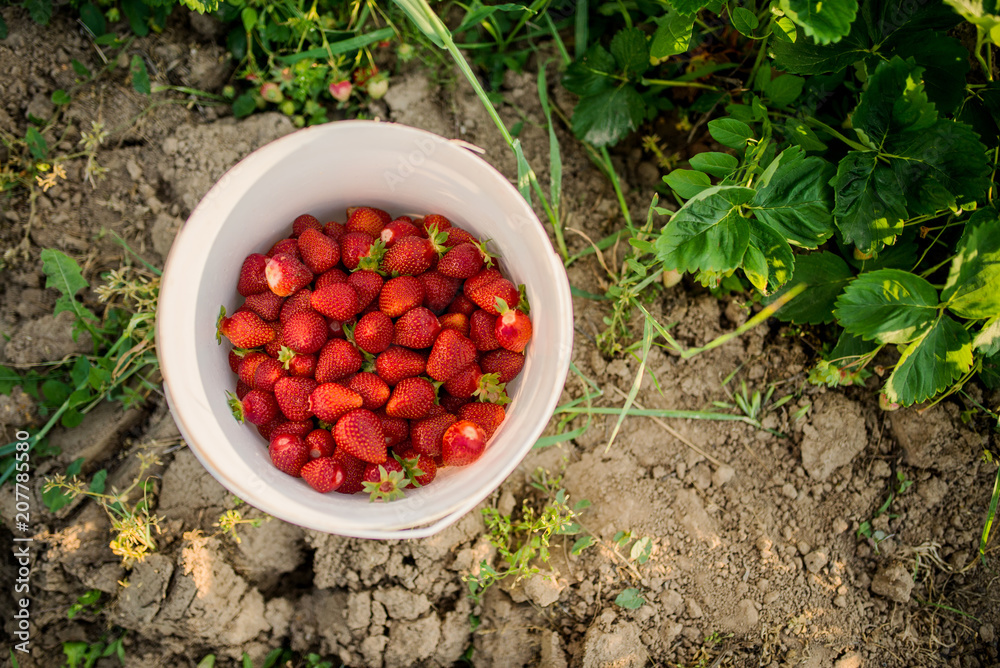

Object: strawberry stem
[226,391,245,423]
[216,305,227,344]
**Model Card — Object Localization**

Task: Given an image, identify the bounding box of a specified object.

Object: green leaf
[707,118,754,150]
[771,25,868,74]
[0,365,20,395]
[51,89,71,106]
[614,588,645,609]
[688,152,738,178]
[663,169,712,199]
[25,0,53,25]
[0,13,7,40]
[783,119,827,152]
[571,85,645,147]
[831,151,907,253]
[571,535,595,554]
[121,0,151,37]
[630,536,653,563]
[79,2,106,36]
[834,269,939,344]
[751,148,836,248]
[71,59,92,78]
[744,218,794,294]
[25,126,47,159]
[563,45,616,96]
[772,15,797,42]
[40,249,98,325]
[944,0,1000,46]
[765,251,854,324]
[610,27,650,78]
[731,7,760,36]
[974,317,1000,355]
[764,74,804,107]
[650,10,695,61]
[89,469,107,494]
[241,7,257,31]
[232,92,256,118]
[130,55,151,95]
[656,185,756,274]
[885,31,970,115]
[828,329,879,370]
[942,212,1000,319]
[883,314,973,405]
[780,0,858,44]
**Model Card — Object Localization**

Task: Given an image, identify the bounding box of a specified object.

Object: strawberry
[410,413,456,457]
[464,268,503,297]
[236,380,253,401]
[394,450,437,487]
[273,376,318,422]
[379,275,425,318]
[280,349,318,377]
[292,213,323,237]
[376,410,409,447]
[381,229,446,276]
[441,420,487,466]
[263,320,284,357]
[352,65,380,86]
[227,389,279,426]
[237,351,269,386]
[323,220,346,239]
[494,300,532,352]
[217,307,276,348]
[468,276,519,316]
[419,270,462,313]
[266,253,313,297]
[343,372,390,410]
[447,293,478,316]
[437,242,485,279]
[380,218,420,247]
[332,449,367,494]
[237,253,269,296]
[392,307,441,349]
[326,318,353,341]
[270,420,315,439]
[305,429,336,459]
[253,357,287,392]
[256,418,279,442]
[228,348,248,373]
[426,329,477,382]
[442,363,503,401]
[333,409,387,464]
[281,310,329,354]
[346,206,389,237]
[385,377,436,419]
[298,228,340,273]
[242,290,284,321]
[301,457,345,492]
[347,270,384,310]
[469,310,501,351]
[267,238,301,259]
[339,232,380,270]
[439,393,471,414]
[424,402,450,419]
[375,346,427,385]
[420,213,452,236]
[315,267,349,290]
[361,460,408,502]
[438,312,470,337]
[443,227,477,247]
[315,339,363,382]
[458,402,506,439]
[279,288,314,324]
[479,348,525,383]
[354,310,394,354]
[309,382,363,423]
[311,283,360,321]
[269,434,311,476]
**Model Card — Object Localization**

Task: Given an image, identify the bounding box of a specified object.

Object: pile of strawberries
[216,207,532,501]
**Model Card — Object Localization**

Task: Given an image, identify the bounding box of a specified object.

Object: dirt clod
[870,563,914,603]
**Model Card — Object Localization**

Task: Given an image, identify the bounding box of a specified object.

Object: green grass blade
[981,462,1000,565]
[575,0,588,59]
[605,318,653,452]
[277,26,395,63]
[537,64,562,223]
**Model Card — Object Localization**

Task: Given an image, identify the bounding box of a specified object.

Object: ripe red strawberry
[334,409,387,464]
[217,307,276,348]
[269,434,310,476]
[376,410,409,447]
[229,348,247,373]
[442,363,499,400]
[270,420,314,439]
[344,372,390,410]
[315,267,349,290]
[458,402,506,439]
[443,227,477,246]
[301,457,345,492]
[469,310,501,351]
[424,402,449,419]
[463,268,503,297]
[281,310,329,354]
[298,228,340,273]
[339,232,381,270]
[494,301,532,352]
[375,346,427,386]
[347,206,389,237]
[326,317,352,340]
[379,275,425,318]
[392,307,441,349]
[273,376,317,422]
[427,329,477,382]
[479,349,525,383]
[278,347,318,377]
[311,283,360,321]
[264,320,284,357]
[381,230,446,276]
[227,389,278,426]
[256,418,279,442]
[236,380,253,401]
[347,270,384,310]
[439,393,471,414]
[292,213,323,237]
[332,449,367,494]
[267,238,301,259]
[437,242,484,279]
[438,312,470,337]
[253,357,287,392]
[419,270,462,313]
[441,420,487,466]
[237,351,269,386]
[323,220,346,239]
[468,276,519,316]
[380,218,420,247]
[361,460,408,502]
[242,290,284,321]
[266,253,313,297]
[280,288,313,324]
[352,65,380,86]
[315,339,363,382]
[394,450,437,487]
[354,310,394,354]
[305,429,336,459]
[237,253,269,296]
[421,213,452,236]
[448,295,478,317]
[410,413,456,457]
[309,382,363,423]
[385,377,436,419]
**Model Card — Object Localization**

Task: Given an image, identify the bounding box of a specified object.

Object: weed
[66,589,103,620]
[214,506,266,544]
[857,471,914,555]
[62,629,126,668]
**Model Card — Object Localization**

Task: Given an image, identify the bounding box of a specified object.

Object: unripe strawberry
[329,79,352,102]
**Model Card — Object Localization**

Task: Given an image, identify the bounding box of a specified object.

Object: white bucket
[156,121,574,539]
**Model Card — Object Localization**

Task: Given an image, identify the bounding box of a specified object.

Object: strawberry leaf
[750,147,836,249]
[941,211,1000,319]
[834,269,939,344]
[655,185,755,275]
[883,314,973,406]
[765,252,854,325]
[781,0,858,45]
